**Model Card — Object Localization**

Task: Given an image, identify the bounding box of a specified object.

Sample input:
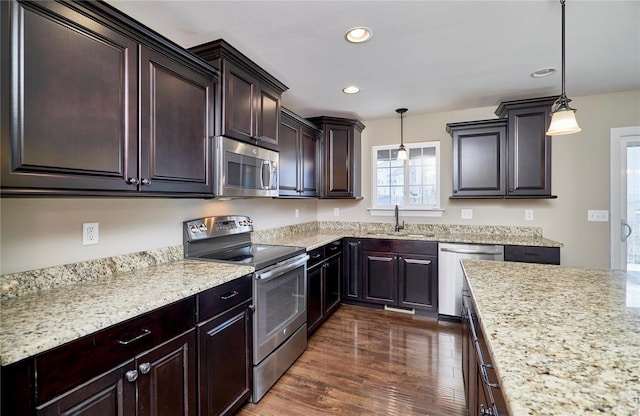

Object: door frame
[610,126,640,270]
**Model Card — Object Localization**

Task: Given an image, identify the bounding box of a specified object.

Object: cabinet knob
[127,177,140,185]
[247,304,255,313]
[125,370,138,382]
[453,189,458,194]
[139,362,151,375]
[509,189,514,192]
[141,178,151,186]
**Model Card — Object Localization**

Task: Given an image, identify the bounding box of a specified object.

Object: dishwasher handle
[440,247,503,256]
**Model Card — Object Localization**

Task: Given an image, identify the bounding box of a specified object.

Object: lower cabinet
[462,292,509,416]
[504,245,560,265]
[198,300,252,416]
[4,275,254,416]
[361,239,438,314]
[36,330,197,416]
[306,240,342,335]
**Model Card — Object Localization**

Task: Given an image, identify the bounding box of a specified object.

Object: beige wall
[318,90,640,269]
[2,90,638,274]
[0,198,317,274]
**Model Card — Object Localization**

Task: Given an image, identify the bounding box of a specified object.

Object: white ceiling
[106,0,640,121]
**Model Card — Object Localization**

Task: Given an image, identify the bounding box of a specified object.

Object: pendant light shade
[547,0,581,136]
[396,108,408,160]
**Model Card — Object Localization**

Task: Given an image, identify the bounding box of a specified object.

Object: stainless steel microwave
[215,136,279,198]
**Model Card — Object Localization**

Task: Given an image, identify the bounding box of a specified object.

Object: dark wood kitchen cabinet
[447,119,507,198]
[279,108,320,197]
[447,96,557,199]
[0,0,217,197]
[189,40,287,152]
[307,241,342,335]
[361,239,438,315]
[342,238,364,302]
[197,275,253,416]
[32,297,197,416]
[504,245,560,265]
[308,116,365,198]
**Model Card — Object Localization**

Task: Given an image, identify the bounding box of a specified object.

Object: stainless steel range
[183,215,308,403]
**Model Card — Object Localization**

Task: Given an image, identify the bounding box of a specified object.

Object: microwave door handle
[261,160,271,189]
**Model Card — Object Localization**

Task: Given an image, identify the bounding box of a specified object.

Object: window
[370,141,442,216]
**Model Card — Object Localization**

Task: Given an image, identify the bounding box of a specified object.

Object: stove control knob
[190,225,198,233]
[198,224,207,232]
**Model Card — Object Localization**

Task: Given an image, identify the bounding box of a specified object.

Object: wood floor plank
[237,304,467,416]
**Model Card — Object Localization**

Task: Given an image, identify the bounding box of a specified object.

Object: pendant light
[396,108,408,160]
[546,0,581,136]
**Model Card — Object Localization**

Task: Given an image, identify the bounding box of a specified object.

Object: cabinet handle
[125,370,138,382]
[311,254,323,259]
[126,177,140,185]
[509,189,514,192]
[247,304,255,313]
[141,178,151,186]
[220,290,239,300]
[117,329,151,345]
[328,246,339,251]
[139,362,151,375]
[523,252,540,257]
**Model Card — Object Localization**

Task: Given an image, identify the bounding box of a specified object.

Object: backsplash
[1,246,182,300]
[1,221,544,300]
[318,221,543,237]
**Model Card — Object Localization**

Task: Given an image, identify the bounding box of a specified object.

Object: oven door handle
[256,254,309,282]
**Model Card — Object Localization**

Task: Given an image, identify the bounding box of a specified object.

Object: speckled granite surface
[0,261,253,366]
[1,245,184,300]
[462,260,640,416]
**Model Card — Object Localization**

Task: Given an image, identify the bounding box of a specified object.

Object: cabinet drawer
[307,247,325,269]
[324,240,342,258]
[197,274,252,322]
[504,245,560,265]
[34,297,196,404]
[362,239,437,255]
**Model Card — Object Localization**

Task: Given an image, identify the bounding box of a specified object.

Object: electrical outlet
[461,208,473,220]
[295,208,300,219]
[525,209,534,221]
[83,222,99,245]
[333,208,340,217]
[587,210,609,222]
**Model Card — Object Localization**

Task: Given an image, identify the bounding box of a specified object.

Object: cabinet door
[1,0,137,192]
[256,84,280,151]
[323,255,342,316]
[397,254,438,312]
[139,47,215,194]
[362,251,397,305]
[451,124,506,197]
[306,265,324,335]
[222,62,256,143]
[136,330,197,416]
[506,106,552,196]
[300,127,318,197]
[342,239,363,301]
[198,302,252,416]
[278,117,300,196]
[36,360,136,416]
[322,124,353,197]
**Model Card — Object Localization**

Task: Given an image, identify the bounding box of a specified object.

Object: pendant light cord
[561,0,566,101]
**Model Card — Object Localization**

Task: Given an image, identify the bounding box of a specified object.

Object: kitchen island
[462,260,640,416]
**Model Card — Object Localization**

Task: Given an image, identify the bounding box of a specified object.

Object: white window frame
[368,141,444,217]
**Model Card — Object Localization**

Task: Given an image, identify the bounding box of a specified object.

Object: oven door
[215,136,279,198]
[253,254,308,364]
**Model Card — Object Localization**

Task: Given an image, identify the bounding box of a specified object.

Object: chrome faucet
[394,205,404,232]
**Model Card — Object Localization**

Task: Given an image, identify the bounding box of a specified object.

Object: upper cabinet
[308,116,365,199]
[279,108,320,197]
[189,40,288,152]
[446,96,558,199]
[0,0,217,197]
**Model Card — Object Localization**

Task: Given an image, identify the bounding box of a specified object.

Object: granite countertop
[254,230,562,250]
[0,260,253,366]
[461,260,640,416]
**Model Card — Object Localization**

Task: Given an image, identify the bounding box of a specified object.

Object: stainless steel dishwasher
[438,243,504,318]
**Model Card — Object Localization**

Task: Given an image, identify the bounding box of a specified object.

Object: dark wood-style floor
[237,305,466,416]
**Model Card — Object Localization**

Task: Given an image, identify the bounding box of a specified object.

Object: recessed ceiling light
[530,67,557,78]
[345,27,372,43]
[342,85,360,94]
